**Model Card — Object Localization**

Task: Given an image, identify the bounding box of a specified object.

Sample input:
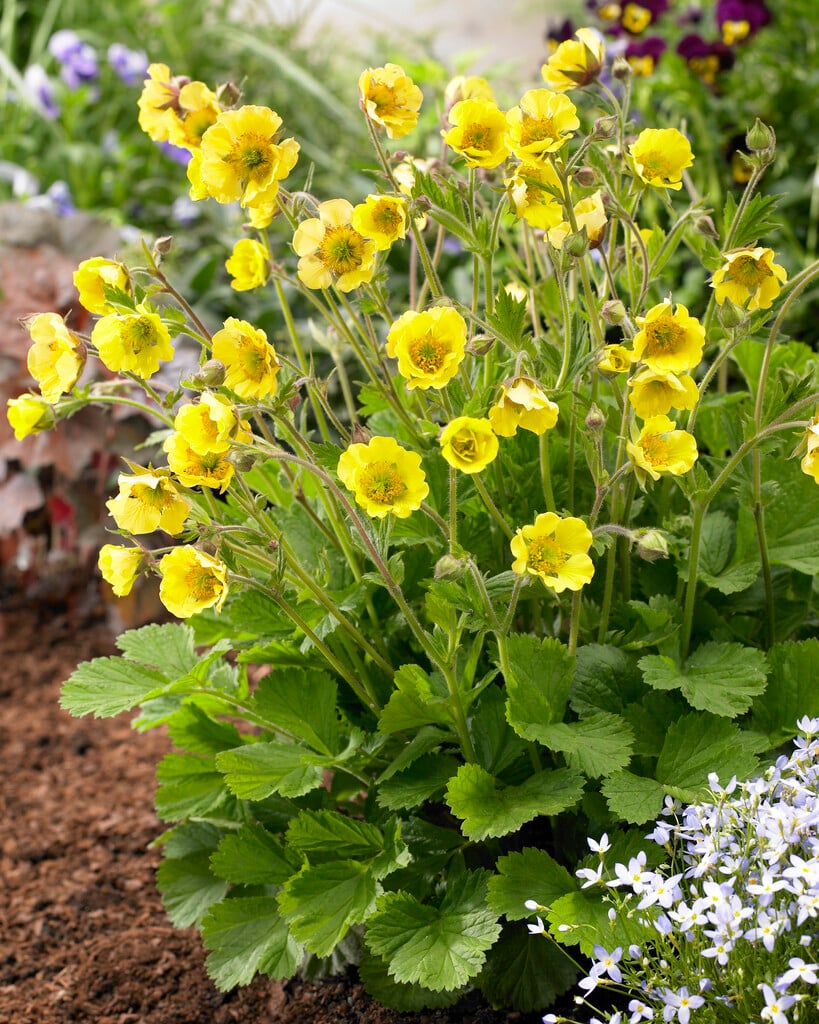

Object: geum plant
[10,32,819,1014]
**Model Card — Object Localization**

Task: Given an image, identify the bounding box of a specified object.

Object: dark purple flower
[107,43,149,86]
[23,64,60,118]
[715,0,771,44]
[677,33,735,84]
[545,18,576,50]
[625,36,667,75]
[48,29,98,89]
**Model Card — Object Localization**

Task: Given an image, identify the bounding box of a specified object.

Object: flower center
[371,200,402,233]
[408,332,448,374]
[451,433,478,461]
[644,316,685,355]
[358,461,406,505]
[639,432,669,466]
[722,19,750,45]
[124,315,159,354]
[186,108,217,142]
[519,115,556,147]
[527,536,568,576]
[187,565,221,601]
[368,84,398,118]
[131,481,171,510]
[458,123,491,152]
[638,149,675,181]
[622,3,651,33]
[318,226,366,275]
[729,254,771,290]
[230,133,273,180]
[688,55,720,83]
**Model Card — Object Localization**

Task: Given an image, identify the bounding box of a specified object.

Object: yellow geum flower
[6,394,54,439]
[627,415,698,481]
[293,199,377,292]
[505,161,564,230]
[98,544,143,597]
[351,194,409,251]
[547,191,607,249]
[166,80,221,151]
[386,307,467,390]
[337,435,428,519]
[225,238,270,291]
[627,367,699,419]
[506,90,579,162]
[629,128,694,191]
[510,512,594,593]
[73,257,130,315]
[92,303,173,380]
[541,27,606,92]
[632,300,705,374]
[137,63,181,142]
[163,432,234,492]
[159,546,229,618]
[211,317,280,400]
[106,469,190,535]
[711,247,787,312]
[444,75,495,110]
[799,415,819,483]
[190,105,300,208]
[489,377,559,437]
[598,344,636,373]
[174,392,246,456]
[439,417,499,474]
[358,63,423,140]
[443,98,511,169]
[25,312,85,403]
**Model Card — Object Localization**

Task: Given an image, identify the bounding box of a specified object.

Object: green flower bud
[601,299,626,325]
[746,118,775,154]
[634,528,669,562]
[717,299,747,330]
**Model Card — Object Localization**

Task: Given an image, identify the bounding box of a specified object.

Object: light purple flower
[48,29,97,89]
[760,983,796,1024]
[776,957,819,990]
[107,43,149,85]
[661,987,704,1024]
[23,64,59,118]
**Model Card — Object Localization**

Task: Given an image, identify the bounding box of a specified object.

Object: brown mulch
[0,589,540,1024]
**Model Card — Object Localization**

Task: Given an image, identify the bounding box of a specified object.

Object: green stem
[539,431,557,513]
[567,590,583,656]
[473,475,514,539]
[448,467,458,554]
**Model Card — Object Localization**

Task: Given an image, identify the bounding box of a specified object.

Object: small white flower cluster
[529,717,819,1024]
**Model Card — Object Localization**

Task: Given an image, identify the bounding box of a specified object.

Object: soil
[0,587,541,1024]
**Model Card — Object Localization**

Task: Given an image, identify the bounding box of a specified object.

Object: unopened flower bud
[611,56,632,81]
[574,166,597,187]
[565,229,589,258]
[746,118,775,154]
[229,450,257,472]
[635,528,669,562]
[216,81,242,108]
[153,235,173,256]
[592,115,617,139]
[601,299,626,325]
[717,299,746,330]
[468,334,495,356]
[695,215,719,240]
[434,554,467,580]
[585,403,606,434]
[349,423,372,446]
[191,359,226,387]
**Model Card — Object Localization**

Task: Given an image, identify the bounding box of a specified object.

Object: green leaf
[488,848,577,922]
[656,713,760,792]
[571,645,644,716]
[479,925,577,1013]
[251,668,339,755]
[157,851,229,927]
[201,896,303,990]
[694,510,759,595]
[286,810,385,860]
[358,952,463,1011]
[166,703,243,754]
[158,820,225,859]
[216,741,328,800]
[445,764,584,841]
[751,639,819,743]
[470,684,528,776]
[601,770,666,824]
[155,753,235,822]
[504,636,574,735]
[378,664,454,734]
[738,458,819,575]
[486,285,528,349]
[518,712,635,778]
[376,726,448,783]
[546,887,650,956]
[278,860,379,957]
[116,622,198,675]
[61,656,169,718]
[210,824,301,885]
[365,872,501,992]
[639,642,768,717]
[377,754,459,811]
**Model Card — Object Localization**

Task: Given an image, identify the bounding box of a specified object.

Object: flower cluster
[529,718,819,1024]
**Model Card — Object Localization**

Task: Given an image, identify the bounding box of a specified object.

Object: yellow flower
[722,19,751,45]
[629,128,694,191]
[622,2,652,33]
[211,317,280,399]
[337,435,428,519]
[510,512,594,593]
[106,470,190,535]
[632,300,705,373]
[801,448,819,484]
[293,199,377,292]
[439,417,499,474]
[443,99,510,169]
[137,63,180,142]
[711,247,787,312]
[505,161,565,230]
[627,368,699,419]
[358,63,423,140]
[351,194,409,251]
[598,344,636,373]
[547,191,607,249]
[174,392,246,456]
[506,90,579,162]
[163,432,234,492]
[190,105,300,208]
[489,377,559,437]
[627,415,698,481]
[73,257,130,315]
[541,27,605,92]
[444,75,495,110]
[386,307,467,390]
[92,303,174,379]
[159,546,229,618]
[225,238,270,291]
[25,312,85,403]
[6,394,54,439]
[98,544,143,597]
[166,80,221,151]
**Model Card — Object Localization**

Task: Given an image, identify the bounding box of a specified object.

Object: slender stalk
[473,475,514,539]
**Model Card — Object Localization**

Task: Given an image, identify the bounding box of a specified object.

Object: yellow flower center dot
[408,333,447,374]
[368,84,397,117]
[358,461,407,505]
[639,432,669,466]
[622,2,651,33]
[186,565,221,602]
[372,201,401,233]
[124,316,158,354]
[644,316,685,355]
[638,150,676,181]
[688,56,719,83]
[459,123,491,150]
[230,133,273,180]
[528,536,568,576]
[519,116,556,147]
[730,255,771,289]
[319,226,366,275]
